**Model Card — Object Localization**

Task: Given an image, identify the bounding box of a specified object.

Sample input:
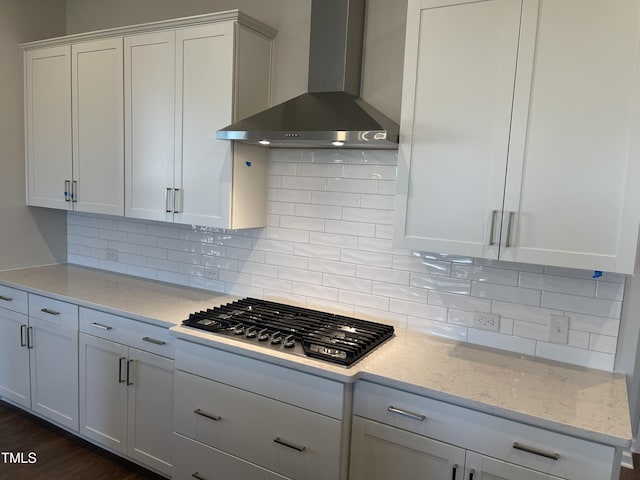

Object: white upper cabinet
[25,40,124,215]
[395,0,640,274]
[25,45,72,210]
[125,17,273,229]
[72,38,124,215]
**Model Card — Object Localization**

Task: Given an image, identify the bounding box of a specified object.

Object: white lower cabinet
[350,381,617,480]
[174,340,349,480]
[79,309,175,476]
[0,289,79,431]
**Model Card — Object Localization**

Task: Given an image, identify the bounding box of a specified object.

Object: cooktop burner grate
[182,297,394,366]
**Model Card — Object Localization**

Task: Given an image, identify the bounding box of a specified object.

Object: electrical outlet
[549,314,569,344]
[105,248,118,262]
[473,312,500,332]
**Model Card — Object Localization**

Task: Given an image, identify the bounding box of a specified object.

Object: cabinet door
[72,38,124,215]
[79,333,128,454]
[0,309,30,408]
[465,451,563,480]
[24,45,72,210]
[394,0,522,258]
[127,348,174,476]
[501,0,640,273]
[350,416,465,480]
[29,317,78,431]
[173,23,235,228]
[124,31,176,222]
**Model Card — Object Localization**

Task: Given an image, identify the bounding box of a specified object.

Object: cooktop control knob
[258,328,269,342]
[271,333,282,345]
[246,326,257,339]
[283,335,295,349]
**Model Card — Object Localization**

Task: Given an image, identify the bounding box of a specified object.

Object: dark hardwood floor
[0,400,165,479]
[621,454,640,480]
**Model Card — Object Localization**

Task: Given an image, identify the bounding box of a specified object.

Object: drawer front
[175,339,344,419]
[0,285,28,315]
[354,381,615,480]
[175,370,342,480]
[173,433,291,480]
[79,308,174,358]
[29,294,78,328]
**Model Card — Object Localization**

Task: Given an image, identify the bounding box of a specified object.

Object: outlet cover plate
[473,312,500,332]
[549,314,569,344]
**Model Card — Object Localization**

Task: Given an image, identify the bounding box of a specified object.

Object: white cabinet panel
[124,31,176,223]
[25,45,72,210]
[395,0,522,259]
[466,451,563,480]
[0,309,30,407]
[72,37,124,215]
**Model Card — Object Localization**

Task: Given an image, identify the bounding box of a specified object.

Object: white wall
[0,0,67,270]
[64,0,407,123]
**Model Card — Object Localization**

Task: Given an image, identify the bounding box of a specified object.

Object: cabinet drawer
[0,285,28,315]
[175,370,342,480]
[175,339,344,419]
[173,433,290,480]
[354,381,615,480]
[29,294,78,328]
[79,308,174,359]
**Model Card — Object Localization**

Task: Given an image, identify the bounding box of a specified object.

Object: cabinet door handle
[273,437,306,452]
[20,324,27,347]
[504,211,515,247]
[451,464,458,480]
[118,357,126,383]
[126,359,134,386]
[191,473,207,480]
[173,188,181,213]
[0,295,13,302]
[387,405,426,422]
[91,322,112,331]
[72,180,78,203]
[194,408,221,422]
[40,308,60,316]
[27,326,33,349]
[469,469,475,480]
[489,210,498,246]
[513,441,560,460]
[64,180,71,202]
[142,336,166,345]
[166,187,173,213]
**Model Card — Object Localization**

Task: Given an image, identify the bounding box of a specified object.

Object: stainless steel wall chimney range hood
[216,0,400,149]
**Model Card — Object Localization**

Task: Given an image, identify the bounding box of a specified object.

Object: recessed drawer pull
[194,408,221,422]
[273,437,306,452]
[142,336,166,345]
[513,441,560,460]
[191,472,207,480]
[41,308,60,316]
[0,295,13,302]
[91,322,113,331]
[451,464,458,480]
[387,405,426,422]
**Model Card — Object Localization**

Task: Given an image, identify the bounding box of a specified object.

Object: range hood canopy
[216,0,399,149]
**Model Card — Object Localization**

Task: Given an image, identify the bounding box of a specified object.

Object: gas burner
[182,298,394,366]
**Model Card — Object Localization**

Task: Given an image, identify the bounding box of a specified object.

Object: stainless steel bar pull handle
[20,325,27,347]
[173,188,181,213]
[71,180,78,203]
[41,308,60,316]
[91,322,112,331]
[126,359,134,386]
[387,405,426,422]
[27,327,33,349]
[273,437,306,452]
[191,473,207,480]
[505,211,515,247]
[142,336,166,345]
[0,295,12,302]
[165,187,173,213]
[489,210,498,246]
[512,442,560,460]
[194,408,221,422]
[64,180,71,202]
[118,357,126,383]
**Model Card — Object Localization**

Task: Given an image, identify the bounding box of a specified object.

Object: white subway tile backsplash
[67,149,627,371]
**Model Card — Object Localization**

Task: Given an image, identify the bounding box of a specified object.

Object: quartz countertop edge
[0,264,631,449]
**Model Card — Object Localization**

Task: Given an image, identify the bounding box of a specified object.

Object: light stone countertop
[0,264,631,448]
